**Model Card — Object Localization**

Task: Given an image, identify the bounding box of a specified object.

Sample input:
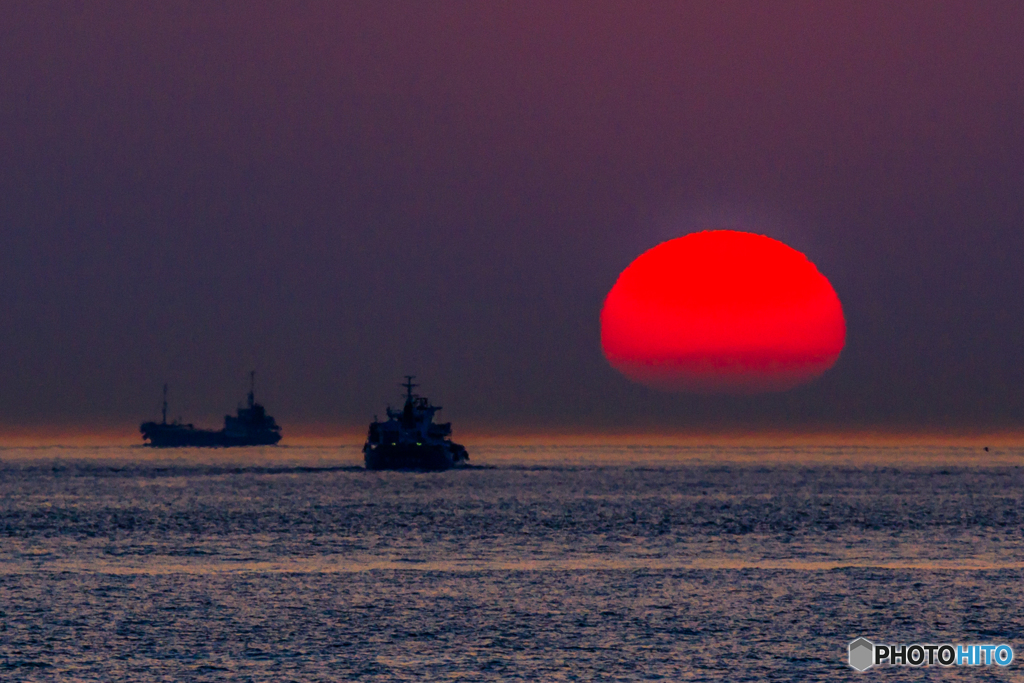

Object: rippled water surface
[2,444,1023,680]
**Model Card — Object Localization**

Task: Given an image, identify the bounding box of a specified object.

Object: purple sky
[1,1,1023,433]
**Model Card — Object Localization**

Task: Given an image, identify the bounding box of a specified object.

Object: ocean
[1,444,1022,681]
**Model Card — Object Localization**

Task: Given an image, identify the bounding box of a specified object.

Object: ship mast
[402,375,418,403]
[248,370,256,408]
[162,384,168,425]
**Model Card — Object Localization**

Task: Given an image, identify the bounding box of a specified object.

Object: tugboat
[140,372,282,447]
[363,376,469,470]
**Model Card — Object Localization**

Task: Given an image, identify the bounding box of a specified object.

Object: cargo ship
[140,373,282,447]
[363,376,469,470]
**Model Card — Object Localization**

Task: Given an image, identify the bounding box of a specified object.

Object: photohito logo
[848,638,1013,671]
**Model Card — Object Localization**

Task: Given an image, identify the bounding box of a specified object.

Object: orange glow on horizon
[0,426,1021,450]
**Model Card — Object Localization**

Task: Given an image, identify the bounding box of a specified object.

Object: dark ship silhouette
[363,376,469,470]
[140,372,282,447]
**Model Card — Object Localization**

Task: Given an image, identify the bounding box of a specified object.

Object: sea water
[1,445,1023,681]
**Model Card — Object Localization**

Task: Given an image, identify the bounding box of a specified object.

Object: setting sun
[601,230,846,393]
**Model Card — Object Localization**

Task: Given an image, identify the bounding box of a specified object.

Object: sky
[1,1,1023,436]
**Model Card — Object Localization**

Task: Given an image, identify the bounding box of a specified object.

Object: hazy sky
[2,1,1023,434]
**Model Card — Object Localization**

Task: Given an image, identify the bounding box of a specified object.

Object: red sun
[600,230,846,394]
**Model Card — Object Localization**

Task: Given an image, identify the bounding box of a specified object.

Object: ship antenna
[162,383,168,425]
[402,375,418,402]
[248,370,256,408]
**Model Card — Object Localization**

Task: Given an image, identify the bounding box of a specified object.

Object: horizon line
[0,424,1023,448]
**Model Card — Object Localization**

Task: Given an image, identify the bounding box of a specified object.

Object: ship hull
[140,422,281,448]
[363,443,464,471]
